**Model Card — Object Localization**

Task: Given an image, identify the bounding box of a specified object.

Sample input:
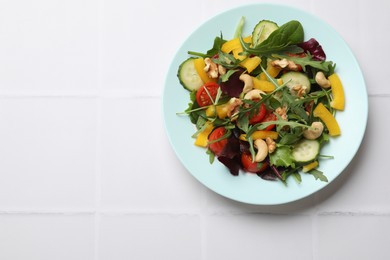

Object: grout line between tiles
[95,0,104,257]
[199,187,209,260]
[94,96,103,260]
[0,209,95,215]
[0,90,161,99]
[311,206,320,260]
[318,211,390,217]
[1,209,390,216]
[0,91,387,99]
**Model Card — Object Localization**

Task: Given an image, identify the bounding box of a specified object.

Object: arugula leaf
[258,119,309,131]
[191,116,208,138]
[183,91,201,124]
[220,69,238,83]
[289,106,309,123]
[291,171,302,183]
[269,146,295,168]
[207,35,226,56]
[213,51,241,69]
[188,35,226,58]
[279,132,302,145]
[195,116,207,131]
[272,54,334,72]
[237,113,250,133]
[206,148,215,164]
[281,168,302,183]
[309,169,328,182]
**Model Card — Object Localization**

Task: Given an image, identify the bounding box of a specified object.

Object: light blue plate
[162,3,368,205]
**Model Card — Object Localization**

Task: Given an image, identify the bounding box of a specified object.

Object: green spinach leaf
[240,20,304,56]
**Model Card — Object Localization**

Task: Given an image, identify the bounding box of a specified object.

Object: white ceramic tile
[0,0,98,93]
[0,98,96,209]
[311,0,360,51]
[204,213,313,260]
[311,0,371,95]
[317,214,390,260]
[98,214,201,260]
[357,0,390,95]
[99,97,203,210]
[204,0,313,17]
[100,0,203,94]
[315,97,390,212]
[0,0,388,259]
[0,214,95,260]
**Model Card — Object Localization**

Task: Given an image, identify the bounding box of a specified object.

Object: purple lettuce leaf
[219,70,244,98]
[217,129,242,176]
[257,169,278,181]
[218,155,241,176]
[298,38,326,61]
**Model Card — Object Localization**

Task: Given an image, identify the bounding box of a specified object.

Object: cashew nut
[303,122,324,140]
[254,139,268,162]
[243,89,264,100]
[239,73,254,93]
[315,71,331,88]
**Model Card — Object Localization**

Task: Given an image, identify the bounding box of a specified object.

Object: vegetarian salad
[177,18,345,183]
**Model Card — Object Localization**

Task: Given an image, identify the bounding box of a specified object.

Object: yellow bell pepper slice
[205,104,228,119]
[302,161,319,172]
[205,105,216,117]
[232,48,246,60]
[328,73,345,111]
[240,56,261,73]
[193,58,217,84]
[266,65,282,78]
[243,36,252,44]
[259,72,267,81]
[221,36,252,54]
[194,122,214,147]
[253,77,275,93]
[239,130,279,141]
[259,61,282,80]
[221,38,241,54]
[313,103,341,136]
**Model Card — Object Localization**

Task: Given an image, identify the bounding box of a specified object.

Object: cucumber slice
[177,58,203,91]
[292,139,320,163]
[280,71,311,94]
[252,20,279,47]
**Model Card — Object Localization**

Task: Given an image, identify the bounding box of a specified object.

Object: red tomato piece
[241,153,269,173]
[208,127,228,156]
[261,112,278,131]
[249,103,267,125]
[196,82,219,107]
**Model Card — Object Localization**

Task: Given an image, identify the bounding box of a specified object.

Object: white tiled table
[0,0,389,259]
